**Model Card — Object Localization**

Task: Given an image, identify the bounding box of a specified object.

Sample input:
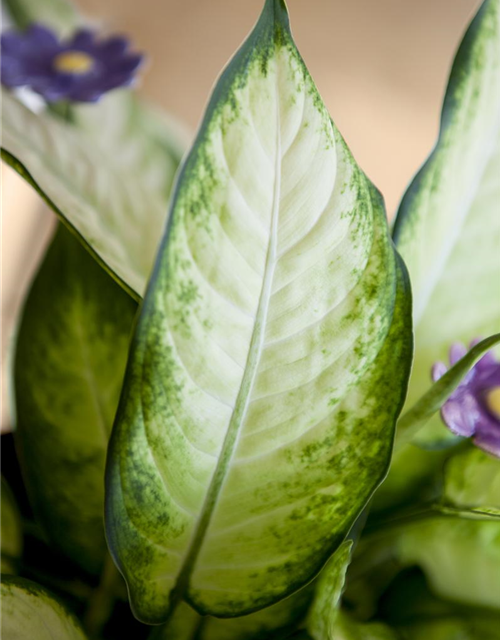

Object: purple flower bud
[432,340,500,457]
[1,23,144,103]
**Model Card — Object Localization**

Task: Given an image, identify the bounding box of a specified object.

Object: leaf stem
[49,100,75,124]
[83,553,122,638]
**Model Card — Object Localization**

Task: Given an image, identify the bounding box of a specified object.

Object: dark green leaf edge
[392,0,493,238]
[1,148,141,303]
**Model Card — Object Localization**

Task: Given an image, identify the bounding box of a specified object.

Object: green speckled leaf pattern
[1,88,185,299]
[1,576,88,640]
[1,477,23,574]
[14,225,137,574]
[393,0,500,446]
[106,0,412,623]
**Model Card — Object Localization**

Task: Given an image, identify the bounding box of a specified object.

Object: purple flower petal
[473,422,500,457]
[97,36,129,60]
[108,53,144,74]
[433,341,500,458]
[441,396,477,437]
[1,32,34,57]
[67,29,96,52]
[26,24,60,52]
[432,362,447,382]
[1,58,30,86]
[1,23,143,103]
[449,342,467,366]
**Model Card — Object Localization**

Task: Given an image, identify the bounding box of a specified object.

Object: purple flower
[432,341,500,457]
[1,24,144,103]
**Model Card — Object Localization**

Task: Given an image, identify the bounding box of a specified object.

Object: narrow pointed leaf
[14,225,137,574]
[1,576,88,640]
[395,333,500,448]
[106,0,412,622]
[393,0,500,446]
[307,541,352,640]
[1,88,185,299]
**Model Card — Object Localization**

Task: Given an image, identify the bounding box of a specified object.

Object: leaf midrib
[168,71,283,610]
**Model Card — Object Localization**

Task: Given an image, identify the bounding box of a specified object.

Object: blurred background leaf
[13,225,137,574]
[393,0,500,448]
[1,575,88,640]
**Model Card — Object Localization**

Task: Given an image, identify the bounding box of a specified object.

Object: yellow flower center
[486,386,500,419]
[53,51,94,74]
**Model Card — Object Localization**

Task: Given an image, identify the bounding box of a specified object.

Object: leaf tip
[262,0,291,32]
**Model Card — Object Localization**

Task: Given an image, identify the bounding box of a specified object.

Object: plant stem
[49,100,75,124]
[83,553,122,639]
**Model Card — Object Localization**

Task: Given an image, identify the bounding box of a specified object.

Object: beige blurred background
[1,0,482,430]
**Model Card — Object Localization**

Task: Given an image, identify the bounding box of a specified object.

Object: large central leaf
[106,0,412,624]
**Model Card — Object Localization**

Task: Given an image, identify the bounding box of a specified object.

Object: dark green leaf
[14,225,137,573]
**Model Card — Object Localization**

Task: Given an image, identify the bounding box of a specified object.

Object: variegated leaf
[1,88,185,300]
[393,0,500,446]
[106,0,412,623]
[1,576,88,640]
[150,586,313,640]
[14,225,137,574]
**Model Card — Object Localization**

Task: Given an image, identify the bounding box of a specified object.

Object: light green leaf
[307,541,353,640]
[331,614,398,640]
[1,87,185,300]
[3,0,79,35]
[381,569,500,640]
[1,575,87,640]
[372,444,448,513]
[13,225,137,574]
[393,0,500,446]
[1,477,23,574]
[105,0,412,623]
[440,447,500,517]
[395,333,500,448]
[151,586,313,640]
[399,617,500,640]
[397,518,500,610]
